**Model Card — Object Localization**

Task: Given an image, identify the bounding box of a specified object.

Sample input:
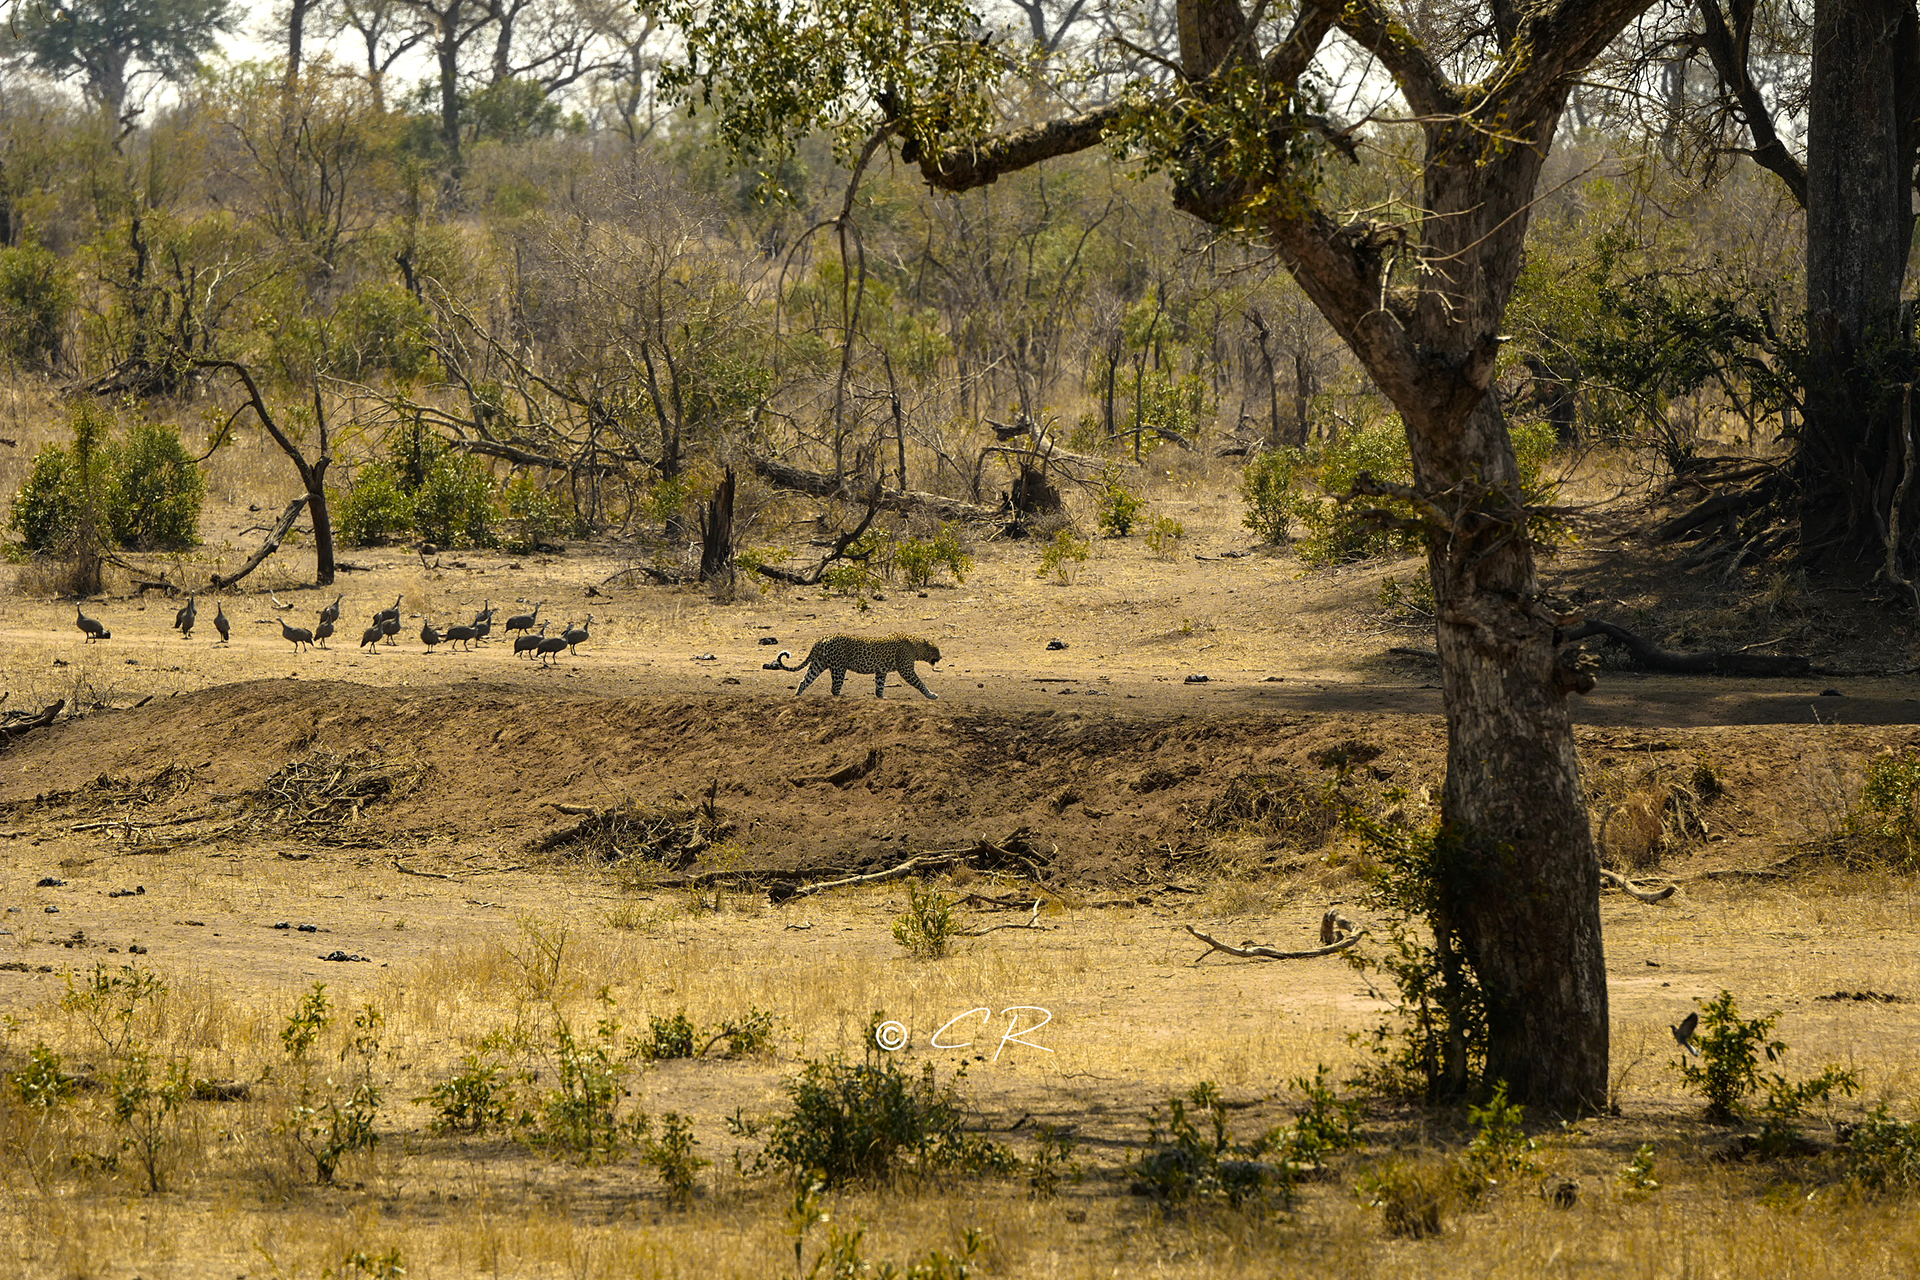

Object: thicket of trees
[0,0,1902,1112]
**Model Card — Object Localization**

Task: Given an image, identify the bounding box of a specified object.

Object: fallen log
[1598,868,1676,904]
[749,455,1001,522]
[1559,619,1811,677]
[1,699,65,741]
[212,497,308,589]
[1185,923,1366,962]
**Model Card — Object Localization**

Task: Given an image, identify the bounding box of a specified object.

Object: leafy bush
[107,1047,194,1193]
[1128,1081,1289,1209]
[892,881,959,958]
[503,473,565,552]
[9,1043,75,1106]
[420,1050,520,1134]
[1037,529,1090,583]
[1144,514,1185,559]
[530,1002,647,1163]
[10,404,202,555]
[104,421,205,549]
[1676,989,1859,1142]
[1457,1082,1538,1198]
[1846,747,1920,867]
[328,282,434,381]
[332,464,415,546]
[1239,449,1300,543]
[731,1055,1015,1187]
[893,523,972,588]
[1618,1142,1659,1192]
[641,1111,707,1205]
[276,985,384,1185]
[641,1011,698,1060]
[1097,474,1145,536]
[412,451,498,547]
[0,242,72,366]
[1356,1157,1455,1238]
[1842,1106,1920,1194]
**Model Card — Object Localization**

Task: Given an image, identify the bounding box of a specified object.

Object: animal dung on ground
[1184,673,1210,683]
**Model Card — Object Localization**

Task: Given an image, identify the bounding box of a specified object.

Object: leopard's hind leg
[795,662,826,696]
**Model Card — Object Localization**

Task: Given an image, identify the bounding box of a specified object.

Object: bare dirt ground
[2,452,1919,1278]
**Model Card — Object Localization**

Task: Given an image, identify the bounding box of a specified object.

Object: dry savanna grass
[5,376,1920,1277]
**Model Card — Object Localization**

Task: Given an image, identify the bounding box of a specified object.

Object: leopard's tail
[762,650,798,671]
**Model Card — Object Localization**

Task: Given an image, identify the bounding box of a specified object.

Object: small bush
[1144,514,1184,558]
[641,1011,698,1060]
[530,1000,647,1163]
[892,881,959,958]
[1618,1142,1659,1192]
[1377,574,1434,622]
[894,523,972,588]
[1271,1065,1365,1164]
[1097,475,1145,536]
[1129,1081,1290,1209]
[412,451,498,547]
[731,1055,1015,1187]
[1842,1106,1920,1194]
[708,1007,777,1059]
[1676,989,1858,1141]
[107,1047,194,1193]
[503,473,565,551]
[328,282,434,382]
[1357,1157,1455,1238]
[420,1050,519,1134]
[1846,747,1920,867]
[1026,1125,1081,1197]
[105,421,205,549]
[1037,529,1090,584]
[1457,1082,1539,1198]
[332,463,415,546]
[1239,449,1299,543]
[277,987,384,1185]
[9,1043,75,1106]
[642,1111,707,1205]
[0,242,72,366]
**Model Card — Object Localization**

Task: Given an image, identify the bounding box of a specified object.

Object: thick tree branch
[1691,0,1807,206]
[916,103,1126,193]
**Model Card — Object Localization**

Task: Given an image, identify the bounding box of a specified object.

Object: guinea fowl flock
[71,593,591,666]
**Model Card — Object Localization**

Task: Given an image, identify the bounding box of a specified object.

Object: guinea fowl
[314,617,334,647]
[174,594,196,639]
[381,612,401,645]
[75,606,109,642]
[444,623,477,651]
[420,620,442,650]
[513,622,549,658]
[319,593,343,627]
[280,618,315,652]
[534,631,570,666]
[505,602,541,635]
[563,615,591,655]
[359,623,384,651]
[213,604,230,645]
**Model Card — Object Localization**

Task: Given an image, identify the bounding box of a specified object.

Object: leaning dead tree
[196,360,338,586]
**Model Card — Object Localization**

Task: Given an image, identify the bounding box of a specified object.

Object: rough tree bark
[909,0,1651,1111]
[198,361,337,586]
[1800,0,1920,565]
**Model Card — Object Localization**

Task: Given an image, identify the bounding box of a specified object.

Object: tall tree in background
[674,0,1659,1111]
[12,0,234,125]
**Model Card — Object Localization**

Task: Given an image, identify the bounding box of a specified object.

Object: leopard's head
[914,638,941,665]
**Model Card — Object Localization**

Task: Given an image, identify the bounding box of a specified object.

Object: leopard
[764,633,942,699]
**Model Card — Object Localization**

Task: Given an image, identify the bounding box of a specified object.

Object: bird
[372,595,402,628]
[314,617,334,648]
[280,618,314,652]
[534,632,570,666]
[174,593,196,639]
[513,622,549,658]
[420,620,442,651]
[319,593,343,627]
[381,611,401,645]
[1670,1011,1701,1058]
[472,600,493,628]
[472,613,493,644]
[213,604,229,645]
[563,614,592,655]
[359,623,384,651]
[75,605,109,642]
[444,623,477,651]
[504,602,542,635]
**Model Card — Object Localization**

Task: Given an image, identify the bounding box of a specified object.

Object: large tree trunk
[1800,0,1920,565]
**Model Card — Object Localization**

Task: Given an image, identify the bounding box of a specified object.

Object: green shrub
[1356,1156,1455,1238]
[412,451,497,547]
[1457,1082,1538,1198]
[420,1050,519,1134]
[9,1043,75,1106]
[641,1111,707,1205]
[276,986,384,1185]
[731,1055,1015,1187]
[1239,449,1300,543]
[0,242,71,366]
[1291,423,1420,566]
[107,1047,194,1193]
[1097,474,1145,536]
[328,282,434,382]
[893,523,971,588]
[641,1011,698,1060]
[1128,1081,1288,1208]
[9,441,89,553]
[503,473,565,551]
[1144,514,1185,558]
[530,1003,647,1163]
[332,463,414,547]
[105,421,205,549]
[1676,989,1859,1140]
[891,881,959,958]
[1847,748,1920,866]
[1842,1106,1920,1194]
[1037,529,1090,583]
